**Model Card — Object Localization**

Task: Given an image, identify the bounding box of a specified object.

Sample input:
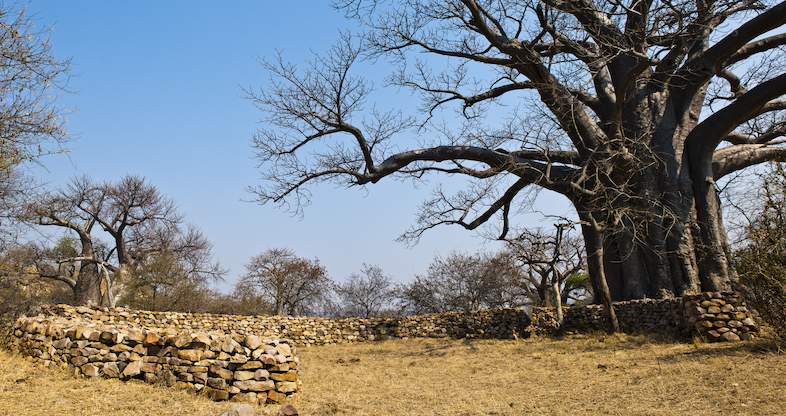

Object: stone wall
[1,291,760,405]
[683,292,759,342]
[6,314,300,405]
[38,304,534,346]
[531,291,759,341]
[532,297,686,336]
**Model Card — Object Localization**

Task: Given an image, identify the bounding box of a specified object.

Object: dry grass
[2,335,786,415]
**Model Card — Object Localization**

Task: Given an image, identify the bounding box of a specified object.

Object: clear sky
[26,1,573,290]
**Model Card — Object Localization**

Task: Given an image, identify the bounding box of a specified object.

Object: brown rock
[101,362,120,378]
[193,333,212,345]
[141,362,159,373]
[244,335,262,350]
[721,331,741,342]
[234,371,256,381]
[71,356,88,367]
[81,363,100,377]
[205,387,229,401]
[275,343,292,357]
[210,365,234,380]
[144,331,160,345]
[230,392,258,405]
[126,329,144,343]
[177,349,203,362]
[218,403,255,416]
[207,377,227,390]
[277,404,299,416]
[275,381,298,393]
[267,390,286,403]
[270,371,297,382]
[234,379,275,392]
[122,360,143,377]
[238,361,262,370]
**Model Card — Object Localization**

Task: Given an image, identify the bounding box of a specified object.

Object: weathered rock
[234,371,256,381]
[270,371,298,382]
[101,362,120,378]
[230,392,258,405]
[122,360,143,377]
[205,387,229,401]
[234,379,275,392]
[275,381,298,393]
[81,363,100,377]
[277,404,299,416]
[218,403,255,416]
[210,365,234,380]
[143,332,160,345]
[245,335,262,350]
[721,331,741,342]
[275,343,292,357]
[177,349,203,362]
[207,377,227,390]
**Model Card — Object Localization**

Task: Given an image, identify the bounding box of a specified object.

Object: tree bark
[581,220,620,333]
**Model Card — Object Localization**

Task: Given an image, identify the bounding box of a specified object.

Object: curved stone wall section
[7,315,299,405]
[683,292,759,341]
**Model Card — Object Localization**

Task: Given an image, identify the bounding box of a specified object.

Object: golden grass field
[1,335,785,416]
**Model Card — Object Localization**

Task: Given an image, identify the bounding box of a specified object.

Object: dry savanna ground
[1,335,785,416]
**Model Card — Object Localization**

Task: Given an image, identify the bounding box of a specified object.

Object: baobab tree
[22,176,220,307]
[251,0,786,304]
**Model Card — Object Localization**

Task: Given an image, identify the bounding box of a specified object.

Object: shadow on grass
[658,338,784,363]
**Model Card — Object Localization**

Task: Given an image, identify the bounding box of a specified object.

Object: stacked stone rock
[7,315,300,405]
[529,292,758,341]
[40,305,533,346]
[552,298,685,335]
[22,290,758,361]
[683,292,759,342]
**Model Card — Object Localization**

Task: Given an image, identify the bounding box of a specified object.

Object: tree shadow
[658,339,783,363]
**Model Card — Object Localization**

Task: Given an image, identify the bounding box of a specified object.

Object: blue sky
[26,1,572,289]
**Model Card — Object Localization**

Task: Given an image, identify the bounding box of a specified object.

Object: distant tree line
[1,177,592,318]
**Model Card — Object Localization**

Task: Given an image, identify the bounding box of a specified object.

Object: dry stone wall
[531,291,759,341]
[683,292,759,342]
[6,314,300,405]
[1,291,760,405]
[38,305,534,345]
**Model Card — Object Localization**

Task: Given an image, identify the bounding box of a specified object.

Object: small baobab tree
[238,248,332,316]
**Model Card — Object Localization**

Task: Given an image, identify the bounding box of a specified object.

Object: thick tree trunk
[72,274,99,306]
[573,131,733,301]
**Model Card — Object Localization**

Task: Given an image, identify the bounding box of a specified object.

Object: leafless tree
[0,6,68,246]
[503,224,590,325]
[21,175,219,307]
[335,263,396,317]
[237,248,332,316]
[396,251,526,314]
[119,225,226,311]
[250,0,786,319]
